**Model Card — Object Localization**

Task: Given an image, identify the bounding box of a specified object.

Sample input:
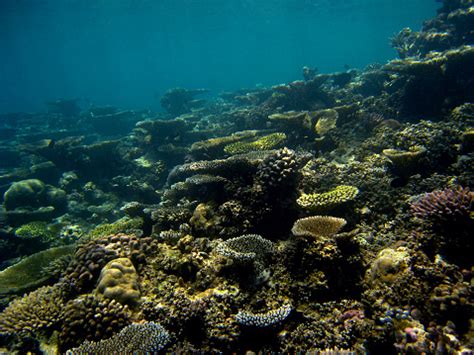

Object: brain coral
[297,185,359,212]
[96,257,141,307]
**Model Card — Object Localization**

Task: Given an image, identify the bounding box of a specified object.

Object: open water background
[0,0,438,113]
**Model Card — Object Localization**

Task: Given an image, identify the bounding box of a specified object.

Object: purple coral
[411,186,472,228]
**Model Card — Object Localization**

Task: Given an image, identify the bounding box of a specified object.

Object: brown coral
[291,216,347,239]
[96,257,141,307]
[0,285,65,334]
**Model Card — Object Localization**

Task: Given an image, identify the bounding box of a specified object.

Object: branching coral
[66,322,170,354]
[411,186,473,228]
[0,285,65,334]
[59,294,131,351]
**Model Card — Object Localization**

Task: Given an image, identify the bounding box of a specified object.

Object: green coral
[15,221,58,243]
[297,185,359,211]
[88,217,144,239]
[0,245,74,295]
[224,132,287,155]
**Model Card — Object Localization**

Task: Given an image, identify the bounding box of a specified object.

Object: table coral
[297,185,359,212]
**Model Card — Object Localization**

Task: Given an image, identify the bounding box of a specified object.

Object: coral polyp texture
[223,132,287,155]
[235,303,292,327]
[291,215,347,239]
[411,185,473,227]
[297,185,359,212]
[66,322,171,354]
[217,234,273,262]
[0,1,474,353]
[0,285,65,334]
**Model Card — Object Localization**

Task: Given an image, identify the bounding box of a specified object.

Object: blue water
[0,0,438,113]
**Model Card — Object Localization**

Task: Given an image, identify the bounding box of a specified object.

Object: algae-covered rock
[3,179,46,210]
[268,111,313,130]
[0,245,74,295]
[367,247,410,283]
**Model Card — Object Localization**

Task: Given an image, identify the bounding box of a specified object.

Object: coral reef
[0,1,473,352]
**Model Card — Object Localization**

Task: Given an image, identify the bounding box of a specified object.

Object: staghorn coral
[291,216,347,239]
[223,132,287,155]
[0,285,65,334]
[96,257,141,307]
[59,294,131,351]
[297,185,359,212]
[235,303,292,327]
